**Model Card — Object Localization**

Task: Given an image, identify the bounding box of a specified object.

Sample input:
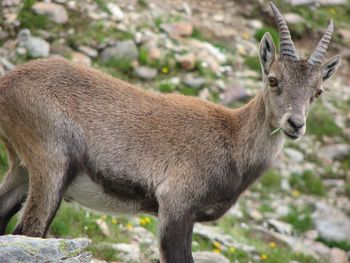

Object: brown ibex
[0,2,340,262]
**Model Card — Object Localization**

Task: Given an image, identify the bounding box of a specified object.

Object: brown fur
[0,17,340,263]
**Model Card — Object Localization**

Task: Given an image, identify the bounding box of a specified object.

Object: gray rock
[221,84,249,105]
[183,74,206,89]
[106,3,125,21]
[318,144,350,161]
[71,52,92,66]
[193,224,255,252]
[78,46,98,58]
[134,66,158,80]
[313,203,350,243]
[111,243,140,263]
[284,148,304,162]
[284,13,305,24]
[193,251,230,263]
[265,219,294,236]
[0,235,91,263]
[329,248,349,263]
[17,29,50,58]
[32,2,68,24]
[287,0,346,5]
[0,57,15,71]
[100,40,138,63]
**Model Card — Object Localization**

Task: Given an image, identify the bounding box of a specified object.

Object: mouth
[282,130,300,140]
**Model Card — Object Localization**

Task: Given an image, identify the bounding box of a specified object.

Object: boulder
[32,2,68,24]
[0,235,91,262]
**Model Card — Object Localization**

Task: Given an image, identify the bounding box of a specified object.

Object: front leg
[158,203,194,263]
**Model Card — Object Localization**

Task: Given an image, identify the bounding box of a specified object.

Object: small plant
[259,169,281,191]
[138,0,149,8]
[255,27,280,47]
[344,183,350,198]
[289,170,325,196]
[244,56,261,73]
[158,82,176,93]
[282,205,313,233]
[306,102,343,140]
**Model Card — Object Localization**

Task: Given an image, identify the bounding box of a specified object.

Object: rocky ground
[0,0,350,262]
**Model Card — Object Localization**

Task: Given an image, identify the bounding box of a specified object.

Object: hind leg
[0,143,28,235]
[13,152,72,237]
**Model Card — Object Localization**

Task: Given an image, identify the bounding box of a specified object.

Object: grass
[289,170,325,196]
[244,56,261,73]
[307,102,343,140]
[282,205,314,233]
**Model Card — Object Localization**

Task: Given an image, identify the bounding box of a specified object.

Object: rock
[111,243,141,263]
[194,224,255,252]
[148,47,162,61]
[249,209,263,221]
[265,219,294,236]
[161,22,193,38]
[284,13,305,24]
[96,218,110,237]
[183,74,206,89]
[134,66,158,80]
[252,226,319,259]
[221,84,249,105]
[287,0,346,5]
[338,28,350,42]
[106,3,125,21]
[0,235,91,262]
[32,2,68,24]
[131,227,159,260]
[284,148,304,162]
[17,29,50,58]
[0,57,15,71]
[71,51,92,66]
[100,40,138,63]
[78,46,98,58]
[318,144,350,161]
[329,248,349,263]
[175,53,196,70]
[0,64,5,76]
[313,203,350,243]
[193,251,230,263]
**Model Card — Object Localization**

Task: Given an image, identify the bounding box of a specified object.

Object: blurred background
[0,0,350,262]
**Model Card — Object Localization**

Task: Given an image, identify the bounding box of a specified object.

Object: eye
[315,89,323,98]
[268,77,278,87]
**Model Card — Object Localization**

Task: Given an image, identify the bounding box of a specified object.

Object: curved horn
[308,20,334,65]
[270,2,299,61]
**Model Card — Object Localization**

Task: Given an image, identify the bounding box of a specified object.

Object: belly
[64,172,143,215]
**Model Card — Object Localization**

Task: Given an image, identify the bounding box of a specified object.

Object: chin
[282,130,303,140]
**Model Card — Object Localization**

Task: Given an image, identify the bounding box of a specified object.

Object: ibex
[0,2,340,262]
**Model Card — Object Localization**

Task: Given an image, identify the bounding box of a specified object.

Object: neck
[232,90,285,165]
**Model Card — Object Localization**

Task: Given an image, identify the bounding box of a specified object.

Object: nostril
[288,118,304,130]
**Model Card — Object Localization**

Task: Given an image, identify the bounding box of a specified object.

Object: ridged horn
[270,2,299,61]
[308,20,334,65]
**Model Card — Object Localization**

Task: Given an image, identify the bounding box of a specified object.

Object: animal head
[260,2,341,140]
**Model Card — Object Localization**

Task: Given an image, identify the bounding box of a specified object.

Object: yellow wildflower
[213,248,221,254]
[144,217,151,224]
[213,241,222,250]
[292,190,300,198]
[161,67,169,74]
[111,218,118,225]
[269,241,276,248]
[242,31,250,40]
[126,223,133,230]
[229,247,236,253]
[260,254,268,260]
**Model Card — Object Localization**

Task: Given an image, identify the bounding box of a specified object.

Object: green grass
[316,237,350,251]
[244,56,261,73]
[345,183,350,198]
[282,205,314,233]
[260,169,282,191]
[307,102,343,140]
[255,26,280,47]
[289,170,325,196]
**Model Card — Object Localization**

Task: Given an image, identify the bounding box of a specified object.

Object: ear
[322,55,341,82]
[259,32,276,75]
